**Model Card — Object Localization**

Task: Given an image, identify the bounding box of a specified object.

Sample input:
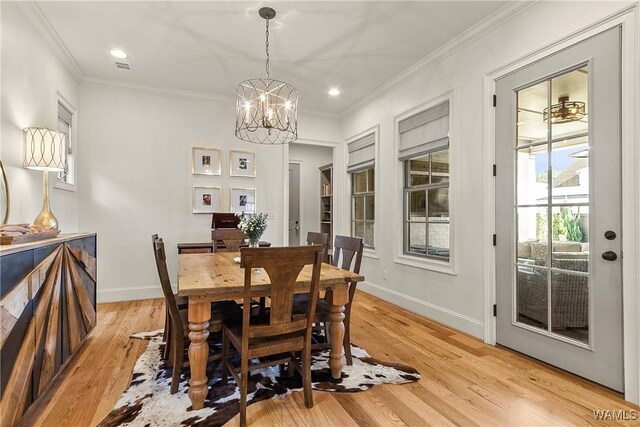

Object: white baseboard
[359,281,485,338]
[97,284,177,303]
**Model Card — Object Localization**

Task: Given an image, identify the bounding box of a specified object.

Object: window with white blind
[347,133,375,248]
[400,101,451,261]
[57,101,75,188]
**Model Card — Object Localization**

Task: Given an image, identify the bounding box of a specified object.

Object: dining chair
[211,228,247,252]
[152,236,240,394]
[293,235,364,365]
[306,231,329,263]
[152,234,186,360]
[221,245,324,427]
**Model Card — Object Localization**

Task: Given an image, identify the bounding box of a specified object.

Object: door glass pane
[516,144,548,205]
[408,191,426,220]
[551,66,588,139]
[551,271,589,344]
[517,80,549,145]
[550,206,589,272]
[516,265,548,331]
[354,197,364,220]
[354,222,364,240]
[365,196,375,220]
[516,207,548,263]
[430,149,449,183]
[409,156,429,186]
[408,223,426,254]
[551,137,589,204]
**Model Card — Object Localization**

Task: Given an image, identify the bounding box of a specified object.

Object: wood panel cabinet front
[0,234,97,427]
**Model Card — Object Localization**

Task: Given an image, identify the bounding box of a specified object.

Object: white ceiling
[36,1,506,114]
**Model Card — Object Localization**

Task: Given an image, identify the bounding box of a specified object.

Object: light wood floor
[23,292,638,426]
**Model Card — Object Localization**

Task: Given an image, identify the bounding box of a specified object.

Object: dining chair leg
[163,306,169,342]
[323,322,331,345]
[170,333,184,395]
[221,330,229,385]
[239,357,249,427]
[344,306,353,366]
[302,346,313,408]
[163,310,172,361]
[287,352,295,377]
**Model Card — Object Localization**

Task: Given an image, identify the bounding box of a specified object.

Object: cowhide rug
[98,330,420,427]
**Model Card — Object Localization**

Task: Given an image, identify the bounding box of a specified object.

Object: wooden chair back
[240,245,323,340]
[306,231,329,263]
[332,235,365,304]
[212,228,247,252]
[152,236,181,327]
[332,235,364,274]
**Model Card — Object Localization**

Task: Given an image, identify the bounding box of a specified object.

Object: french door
[495,27,623,391]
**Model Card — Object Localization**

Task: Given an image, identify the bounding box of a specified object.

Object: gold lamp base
[33,171,59,230]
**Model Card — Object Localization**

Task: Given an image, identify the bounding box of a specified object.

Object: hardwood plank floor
[22,292,639,426]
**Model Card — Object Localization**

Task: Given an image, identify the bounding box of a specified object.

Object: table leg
[188,300,210,410]
[328,288,349,380]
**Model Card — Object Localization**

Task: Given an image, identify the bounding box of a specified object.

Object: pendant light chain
[265,17,270,79]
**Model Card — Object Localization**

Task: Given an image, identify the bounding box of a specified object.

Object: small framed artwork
[193,186,221,214]
[230,188,256,214]
[192,147,221,175]
[229,150,256,177]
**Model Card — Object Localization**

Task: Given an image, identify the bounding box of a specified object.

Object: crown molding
[340,0,539,118]
[81,76,235,104]
[81,76,340,119]
[16,1,84,83]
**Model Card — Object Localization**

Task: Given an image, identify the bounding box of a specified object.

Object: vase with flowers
[236,212,268,247]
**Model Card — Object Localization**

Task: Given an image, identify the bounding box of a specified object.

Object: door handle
[604,230,617,240]
[602,251,618,261]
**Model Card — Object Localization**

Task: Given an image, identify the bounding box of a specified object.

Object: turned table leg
[188,299,210,410]
[328,288,349,380]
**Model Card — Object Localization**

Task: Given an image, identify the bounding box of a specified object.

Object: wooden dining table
[177,251,364,410]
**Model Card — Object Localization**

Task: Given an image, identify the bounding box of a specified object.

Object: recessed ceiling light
[328,88,340,96]
[110,49,127,59]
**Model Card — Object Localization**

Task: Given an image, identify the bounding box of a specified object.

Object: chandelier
[543,96,586,124]
[235,7,298,144]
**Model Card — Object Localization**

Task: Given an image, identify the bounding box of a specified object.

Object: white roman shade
[399,101,449,161]
[58,102,72,154]
[347,132,375,173]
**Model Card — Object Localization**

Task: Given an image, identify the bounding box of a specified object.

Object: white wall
[78,84,340,302]
[289,143,333,243]
[0,2,80,230]
[338,1,635,338]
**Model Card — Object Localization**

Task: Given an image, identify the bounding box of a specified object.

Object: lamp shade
[23,128,66,171]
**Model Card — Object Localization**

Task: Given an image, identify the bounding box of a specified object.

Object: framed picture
[230,188,256,214]
[229,150,256,177]
[193,186,221,214]
[192,147,221,175]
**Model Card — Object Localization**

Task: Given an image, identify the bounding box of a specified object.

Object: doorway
[288,162,301,245]
[495,27,623,391]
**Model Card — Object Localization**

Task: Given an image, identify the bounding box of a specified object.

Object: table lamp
[23,128,67,229]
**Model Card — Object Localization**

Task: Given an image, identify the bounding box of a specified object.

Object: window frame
[403,150,450,261]
[351,167,375,249]
[54,93,77,192]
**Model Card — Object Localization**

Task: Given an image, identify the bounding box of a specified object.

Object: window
[57,101,75,187]
[347,132,375,248]
[352,168,375,247]
[400,101,450,261]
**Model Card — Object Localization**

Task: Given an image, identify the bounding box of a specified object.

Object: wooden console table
[0,233,97,426]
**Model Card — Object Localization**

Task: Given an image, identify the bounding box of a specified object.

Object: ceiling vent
[115,61,132,71]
